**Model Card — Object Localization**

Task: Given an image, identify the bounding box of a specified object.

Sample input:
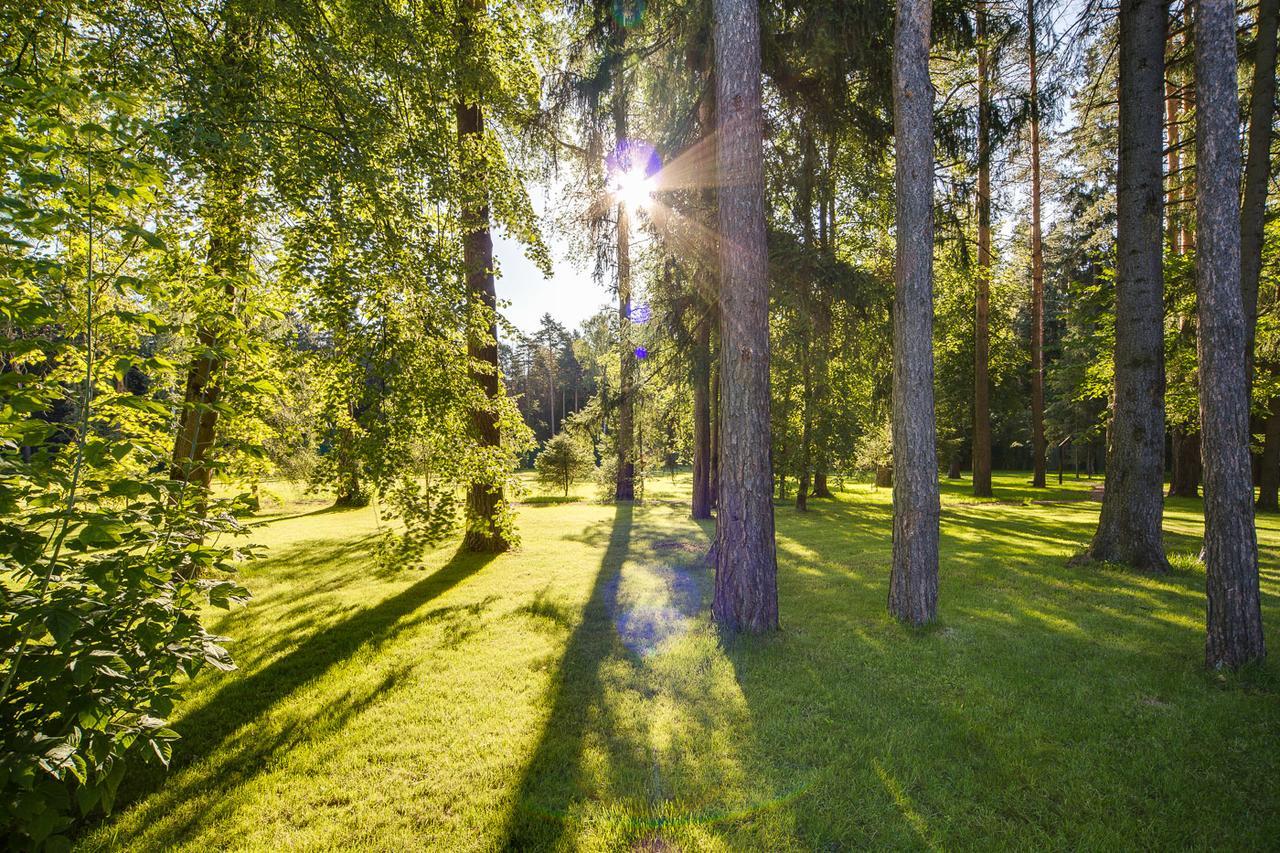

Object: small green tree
[535,434,595,497]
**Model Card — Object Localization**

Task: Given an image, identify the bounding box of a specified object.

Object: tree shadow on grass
[503,503,801,850]
[99,545,497,838]
[501,502,633,848]
[724,489,1280,848]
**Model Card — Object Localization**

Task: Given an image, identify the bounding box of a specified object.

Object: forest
[0,0,1277,848]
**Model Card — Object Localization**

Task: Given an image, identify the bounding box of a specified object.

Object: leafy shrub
[535,434,596,497]
[0,53,255,847]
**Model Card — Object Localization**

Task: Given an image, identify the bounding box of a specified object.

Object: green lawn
[82,471,1280,850]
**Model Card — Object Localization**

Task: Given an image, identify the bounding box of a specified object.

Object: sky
[493,185,612,339]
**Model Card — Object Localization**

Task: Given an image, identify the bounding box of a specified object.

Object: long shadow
[502,502,633,849]
[106,545,497,822]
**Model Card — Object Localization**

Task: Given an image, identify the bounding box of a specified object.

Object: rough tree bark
[1028,0,1046,489]
[711,0,778,633]
[972,2,993,499]
[456,6,514,552]
[889,0,940,626]
[1195,0,1266,669]
[1081,0,1169,572]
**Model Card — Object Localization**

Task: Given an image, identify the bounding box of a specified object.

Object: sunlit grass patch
[82,472,1280,850]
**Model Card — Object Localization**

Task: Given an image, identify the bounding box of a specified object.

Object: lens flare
[606,140,662,212]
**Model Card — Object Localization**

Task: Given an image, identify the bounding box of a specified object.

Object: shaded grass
[82,472,1279,850]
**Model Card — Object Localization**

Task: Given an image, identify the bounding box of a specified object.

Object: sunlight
[606,139,662,212]
[611,163,654,211]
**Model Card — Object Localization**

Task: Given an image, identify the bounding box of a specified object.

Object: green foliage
[0,21,253,845]
[535,433,597,497]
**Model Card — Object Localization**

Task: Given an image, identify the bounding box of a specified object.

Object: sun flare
[612,165,654,210]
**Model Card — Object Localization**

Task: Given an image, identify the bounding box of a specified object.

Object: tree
[711,0,778,633]
[1244,0,1280,511]
[1194,0,1266,669]
[1079,0,1168,572]
[972,0,994,498]
[888,0,940,626]
[169,5,261,504]
[1027,0,1047,488]
[455,0,537,552]
[535,433,596,496]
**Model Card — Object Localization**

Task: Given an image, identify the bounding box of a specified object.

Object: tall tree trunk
[1241,0,1278,382]
[1028,0,1047,489]
[1082,0,1169,572]
[693,60,717,522]
[1243,0,1279,507]
[614,95,636,501]
[456,74,514,553]
[710,354,720,510]
[972,3,994,498]
[1195,0,1266,669]
[171,15,257,503]
[811,293,836,499]
[692,311,713,519]
[170,190,241,494]
[889,0,940,626]
[795,133,817,512]
[711,0,778,633]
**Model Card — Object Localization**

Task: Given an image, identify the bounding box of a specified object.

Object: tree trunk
[456,77,514,552]
[875,464,894,488]
[972,3,993,499]
[1195,0,1266,669]
[1082,0,1169,572]
[811,297,835,499]
[796,336,812,512]
[710,356,720,510]
[1256,396,1280,511]
[171,16,257,498]
[795,134,816,513]
[1168,427,1201,497]
[1241,0,1278,383]
[692,311,713,519]
[614,96,636,501]
[889,0,940,626]
[711,0,778,633]
[948,455,962,479]
[1028,0,1047,489]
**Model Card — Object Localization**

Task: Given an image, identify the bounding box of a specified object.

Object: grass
[81,471,1279,850]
